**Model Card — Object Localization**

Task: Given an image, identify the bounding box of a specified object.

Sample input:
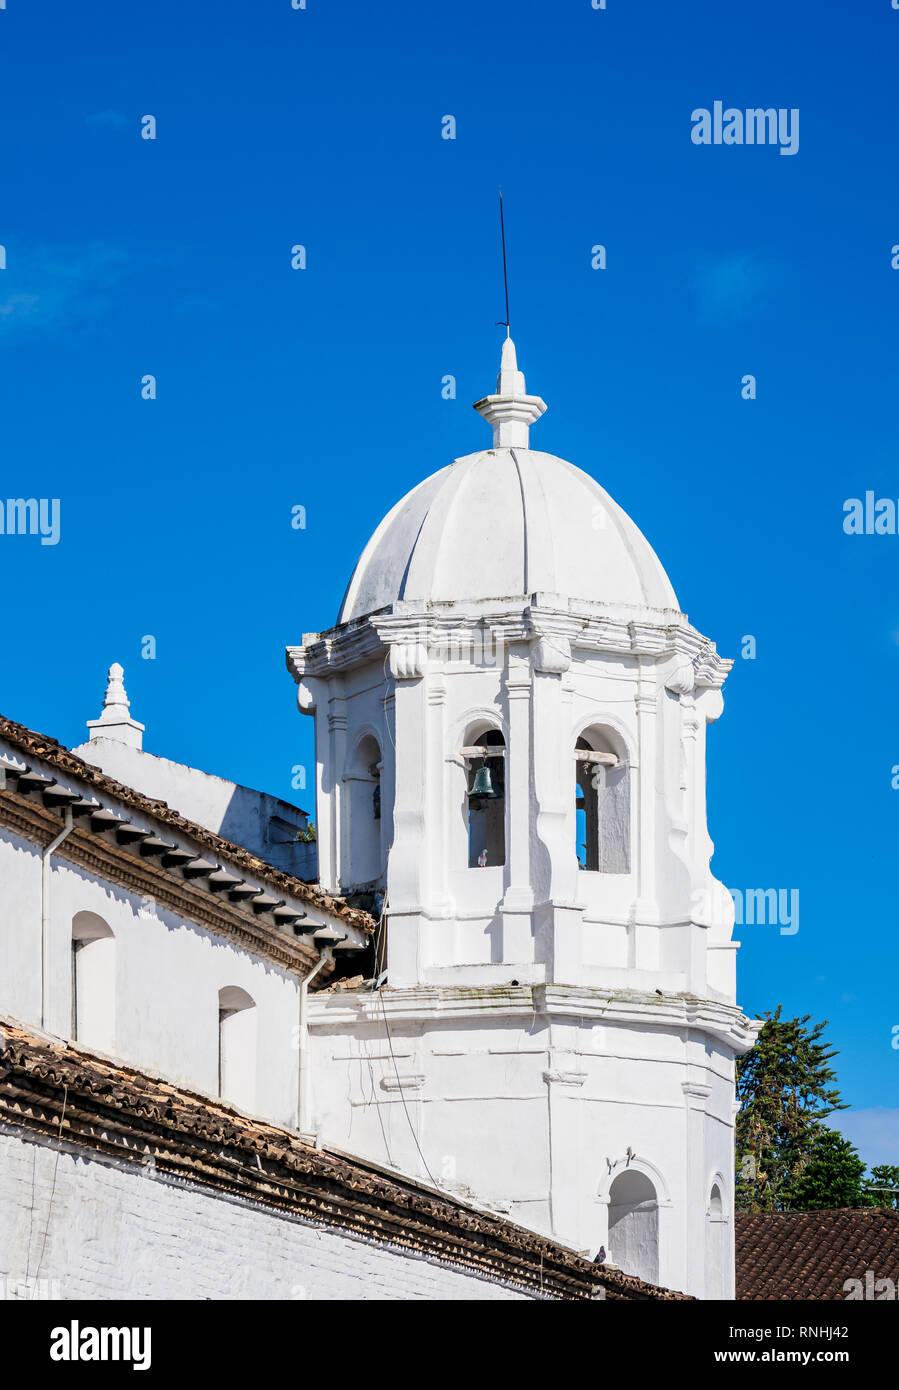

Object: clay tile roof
[736,1208,899,1300]
[0,1020,689,1301]
[0,714,374,936]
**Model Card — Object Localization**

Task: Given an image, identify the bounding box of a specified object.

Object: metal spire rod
[498,188,510,336]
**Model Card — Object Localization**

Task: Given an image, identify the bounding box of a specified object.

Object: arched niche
[218,985,257,1113]
[575,725,630,873]
[71,911,115,1054]
[608,1168,659,1285]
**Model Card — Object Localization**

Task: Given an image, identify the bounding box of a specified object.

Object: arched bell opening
[346,732,383,886]
[575,727,630,873]
[463,726,506,869]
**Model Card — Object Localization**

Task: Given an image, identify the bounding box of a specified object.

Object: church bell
[468,764,502,802]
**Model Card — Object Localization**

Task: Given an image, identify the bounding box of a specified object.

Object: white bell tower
[287,336,756,1299]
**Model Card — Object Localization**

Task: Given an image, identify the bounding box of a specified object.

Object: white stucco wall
[0,827,301,1131]
[307,993,737,1299]
[0,1126,535,1301]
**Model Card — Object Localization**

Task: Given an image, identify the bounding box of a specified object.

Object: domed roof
[338,338,679,624]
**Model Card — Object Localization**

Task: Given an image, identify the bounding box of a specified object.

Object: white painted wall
[0,827,42,1026]
[0,1126,535,1301]
[306,991,740,1299]
[0,828,301,1131]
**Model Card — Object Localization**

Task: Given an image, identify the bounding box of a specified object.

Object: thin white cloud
[0,243,129,334]
[85,110,129,129]
[692,252,781,322]
[830,1108,899,1167]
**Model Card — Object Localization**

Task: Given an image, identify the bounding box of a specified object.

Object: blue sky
[0,0,896,1160]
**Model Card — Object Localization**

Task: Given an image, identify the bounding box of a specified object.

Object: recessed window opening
[608,1169,659,1285]
[464,728,506,868]
[348,733,382,884]
[576,730,630,873]
[218,985,257,1112]
[71,911,115,1053]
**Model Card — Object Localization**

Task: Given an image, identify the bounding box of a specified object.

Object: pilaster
[500,647,534,961]
[682,1071,713,1298]
[632,658,660,967]
[327,687,347,893]
[386,642,428,986]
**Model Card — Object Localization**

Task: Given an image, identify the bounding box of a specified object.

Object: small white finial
[86,662,145,749]
[473,335,547,449]
[104,662,129,709]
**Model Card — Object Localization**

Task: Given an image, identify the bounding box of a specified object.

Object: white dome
[338,340,679,624]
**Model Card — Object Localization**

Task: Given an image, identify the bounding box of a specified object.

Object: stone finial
[86,662,145,749]
[473,335,547,449]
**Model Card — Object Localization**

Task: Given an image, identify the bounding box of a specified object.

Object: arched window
[464,728,506,868]
[347,733,382,885]
[575,729,629,873]
[608,1169,659,1285]
[71,911,115,1054]
[218,986,257,1112]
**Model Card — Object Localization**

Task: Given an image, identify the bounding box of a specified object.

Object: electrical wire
[30,1082,67,1297]
[377,987,440,1191]
[373,894,440,1190]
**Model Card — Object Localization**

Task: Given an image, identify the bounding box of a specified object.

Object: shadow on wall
[217,787,317,881]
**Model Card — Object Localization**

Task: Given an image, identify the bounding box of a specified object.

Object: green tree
[787,1128,867,1209]
[735,1006,848,1212]
[864,1163,899,1210]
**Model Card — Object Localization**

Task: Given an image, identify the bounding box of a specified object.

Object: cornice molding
[309,984,758,1051]
[287,602,731,690]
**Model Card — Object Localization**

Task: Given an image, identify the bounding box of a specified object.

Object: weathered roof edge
[0,714,375,937]
[0,1020,689,1302]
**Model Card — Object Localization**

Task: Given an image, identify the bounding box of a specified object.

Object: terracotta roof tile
[736,1209,899,1300]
